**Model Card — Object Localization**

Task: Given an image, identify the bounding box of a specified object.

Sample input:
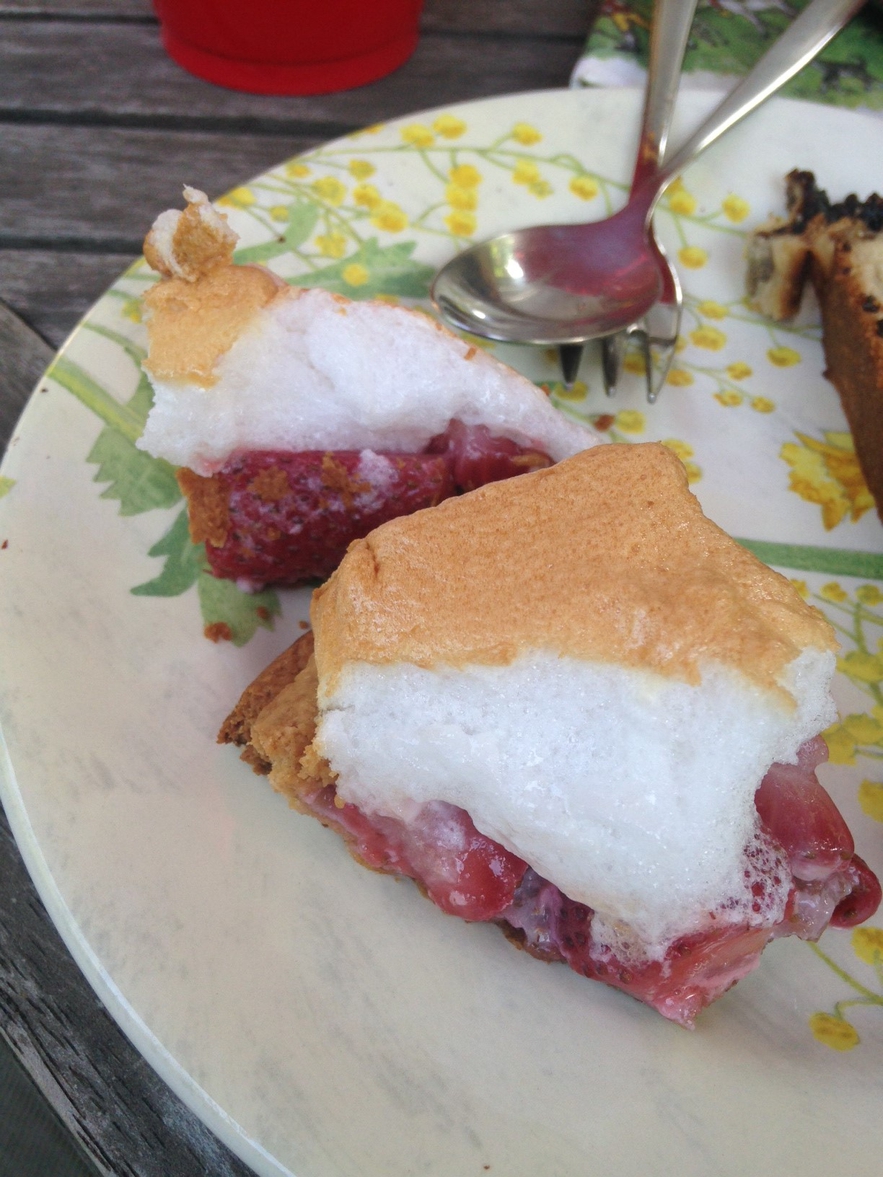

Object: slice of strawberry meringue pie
[221,443,880,1026]
[137,187,597,589]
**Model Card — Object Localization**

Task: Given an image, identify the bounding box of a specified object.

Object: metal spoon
[431,0,865,359]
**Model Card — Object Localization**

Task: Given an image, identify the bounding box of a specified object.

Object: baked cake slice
[221,443,880,1026]
[137,188,597,589]
[747,169,883,520]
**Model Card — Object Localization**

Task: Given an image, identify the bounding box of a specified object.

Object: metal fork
[595,0,695,403]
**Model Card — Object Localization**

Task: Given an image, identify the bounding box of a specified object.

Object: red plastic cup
[152,0,423,95]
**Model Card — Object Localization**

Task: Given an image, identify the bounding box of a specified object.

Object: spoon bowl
[433,195,662,346]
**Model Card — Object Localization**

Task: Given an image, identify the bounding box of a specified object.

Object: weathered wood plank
[0,299,52,443]
[0,0,153,16]
[0,23,583,130]
[424,0,592,36]
[0,801,256,1177]
[1,0,595,38]
[0,1036,99,1177]
[0,124,325,246]
[0,253,137,347]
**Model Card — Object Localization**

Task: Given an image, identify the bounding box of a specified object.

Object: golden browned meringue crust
[141,186,287,387]
[311,444,835,705]
[142,263,283,388]
[140,190,555,400]
[143,192,236,280]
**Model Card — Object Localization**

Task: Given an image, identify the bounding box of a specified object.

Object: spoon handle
[631,0,699,193]
[655,0,866,196]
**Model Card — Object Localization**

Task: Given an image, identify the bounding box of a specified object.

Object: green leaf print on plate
[131,509,202,597]
[87,376,181,517]
[49,330,281,643]
[50,354,146,443]
[196,573,282,647]
[233,200,320,266]
[295,238,435,300]
[131,509,282,646]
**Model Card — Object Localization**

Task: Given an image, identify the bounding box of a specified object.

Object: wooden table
[0,2,595,1173]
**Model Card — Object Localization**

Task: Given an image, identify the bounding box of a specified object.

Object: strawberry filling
[301,737,880,1026]
[308,787,527,922]
[199,448,454,586]
[192,421,552,587]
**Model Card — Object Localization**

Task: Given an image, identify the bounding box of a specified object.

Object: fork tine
[646,331,678,404]
[643,262,682,403]
[637,331,655,403]
[601,333,625,397]
[558,343,584,388]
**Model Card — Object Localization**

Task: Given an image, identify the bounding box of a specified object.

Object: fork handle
[631,0,699,193]
[654,0,866,197]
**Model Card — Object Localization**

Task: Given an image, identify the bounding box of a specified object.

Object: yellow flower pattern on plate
[570,175,599,200]
[810,926,883,1050]
[859,780,883,821]
[810,582,883,766]
[781,431,874,530]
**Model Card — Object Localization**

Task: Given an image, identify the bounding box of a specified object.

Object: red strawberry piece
[755,759,854,882]
[503,871,774,1027]
[428,419,552,491]
[308,789,526,922]
[830,855,883,927]
[187,422,554,587]
[397,801,527,920]
[204,449,455,586]
[298,735,880,1023]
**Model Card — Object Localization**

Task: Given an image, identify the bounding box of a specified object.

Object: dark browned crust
[745,230,811,321]
[782,169,883,235]
[218,630,315,755]
[218,628,337,816]
[176,467,230,548]
[812,246,883,522]
[748,170,883,522]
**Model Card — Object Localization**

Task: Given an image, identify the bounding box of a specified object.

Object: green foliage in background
[586,0,883,110]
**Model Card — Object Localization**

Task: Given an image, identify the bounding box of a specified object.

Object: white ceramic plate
[2,89,883,1177]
